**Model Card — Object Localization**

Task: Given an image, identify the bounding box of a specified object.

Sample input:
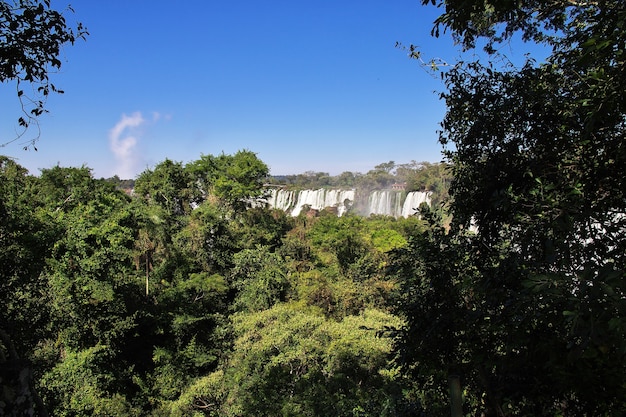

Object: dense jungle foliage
[3,0,626,415]
[0,151,431,416]
[392,0,626,416]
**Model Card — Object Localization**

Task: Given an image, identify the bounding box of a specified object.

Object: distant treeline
[269,161,449,192]
[107,160,452,207]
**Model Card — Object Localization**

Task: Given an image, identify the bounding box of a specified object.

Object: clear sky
[2,0,461,178]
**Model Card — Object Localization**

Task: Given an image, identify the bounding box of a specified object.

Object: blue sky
[2,1,463,178]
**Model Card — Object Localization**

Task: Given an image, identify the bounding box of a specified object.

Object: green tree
[170,304,411,417]
[148,266,230,407]
[292,214,408,317]
[135,159,200,218]
[0,157,51,349]
[174,202,235,274]
[404,162,450,192]
[228,206,293,251]
[21,166,153,415]
[332,170,358,188]
[395,1,626,415]
[43,191,137,350]
[1,0,87,146]
[39,345,141,416]
[186,150,269,211]
[229,246,289,312]
[144,201,233,408]
[358,167,395,190]
[0,157,54,416]
[391,213,483,415]
[374,160,396,174]
[0,163,139,416]
[37,165,102,212]
[307,214,369,273]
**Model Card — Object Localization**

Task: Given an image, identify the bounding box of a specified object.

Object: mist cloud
[108,112,146,178]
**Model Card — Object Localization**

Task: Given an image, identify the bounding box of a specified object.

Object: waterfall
[290,189,355,216]
[366,191,404,217]
[401,191,431,217]
[262,189,430,218]
[265,189,297,212]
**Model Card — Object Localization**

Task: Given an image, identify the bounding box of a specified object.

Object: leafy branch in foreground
[394,1,626,415]
[0,0,88,148]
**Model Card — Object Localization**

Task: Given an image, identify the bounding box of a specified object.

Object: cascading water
[401,191,431,217]
[262,188,430,218]
[263,188,355,216]
[366,191,404,217]
[265,189,297,212]
[290,189,355,216]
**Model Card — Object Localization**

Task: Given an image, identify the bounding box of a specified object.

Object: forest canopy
[0,152,429,416]
[2,0,625,415]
